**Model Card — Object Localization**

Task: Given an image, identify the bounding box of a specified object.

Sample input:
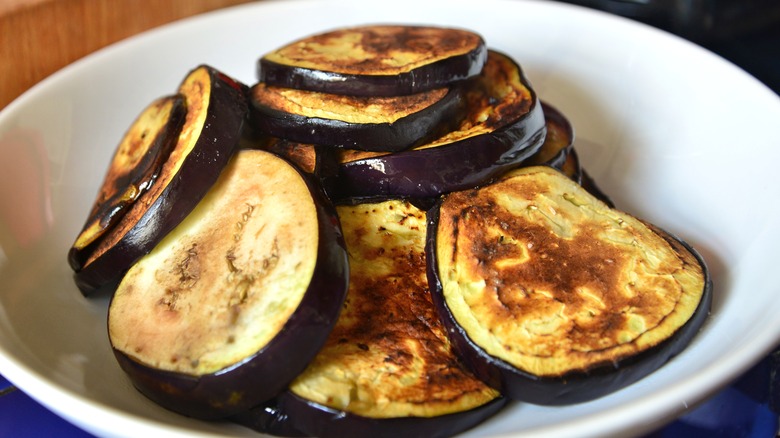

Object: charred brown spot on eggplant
[248,82,462,152]
[109,149,348,419]
[68,95,186,270]
[262,137,319,174]
[259,25,487,96]
[419,51,537,149]
[72,65,248,296]
[427,165,710,404]
[263,199,502,437]
[332,50,545,199]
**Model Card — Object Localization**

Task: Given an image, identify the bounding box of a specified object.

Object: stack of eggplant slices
[67,25,712,437]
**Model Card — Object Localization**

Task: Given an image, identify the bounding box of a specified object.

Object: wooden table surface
[0,0,255,110]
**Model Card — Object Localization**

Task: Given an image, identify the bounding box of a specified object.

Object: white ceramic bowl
[1,0,779,436]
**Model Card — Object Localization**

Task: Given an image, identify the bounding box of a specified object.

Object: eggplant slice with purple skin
[331,50,546,200]
[248,82,463,152]
[68,94,186,271]
[236,199,504,438]
[108,149,349,419]
[71,65,248,296]
[258,24,487,97]
[426,165,711,405]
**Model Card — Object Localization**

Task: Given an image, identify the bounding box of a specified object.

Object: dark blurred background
[554,0,780,94]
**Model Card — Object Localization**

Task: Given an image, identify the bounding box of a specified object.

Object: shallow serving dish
[1,0,779,436]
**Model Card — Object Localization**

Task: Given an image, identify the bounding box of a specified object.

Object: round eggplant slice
[108,149,349,419]
[248,83,462,152]
[72,65,248,296]
[332,50,546,199]
[68,94,186,270]
[241,200,504,437]
[426,165,712,405]
[258,25,487,96]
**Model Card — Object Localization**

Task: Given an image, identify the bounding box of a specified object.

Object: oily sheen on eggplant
[71,65,248,296]
[257,25,487,96]
[332,50,545,199]
[231,397,307,437]
[248,82,462,152]
[108,149,349,419]
[68,94,186,269]
[239,200,505,438]
[426,165,711,405]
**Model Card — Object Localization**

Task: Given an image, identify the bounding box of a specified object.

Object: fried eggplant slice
[72,65,248,296]
[239,199,504,438]
[426,165,711,405]
[108,149,349,419]
[249,82,462,152]
[68,94,186,270]
[258,24,487,96]
[333,51,545,199]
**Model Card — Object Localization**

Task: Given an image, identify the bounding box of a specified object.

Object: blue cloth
[0,380,92,437]
[647,355,779,437]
